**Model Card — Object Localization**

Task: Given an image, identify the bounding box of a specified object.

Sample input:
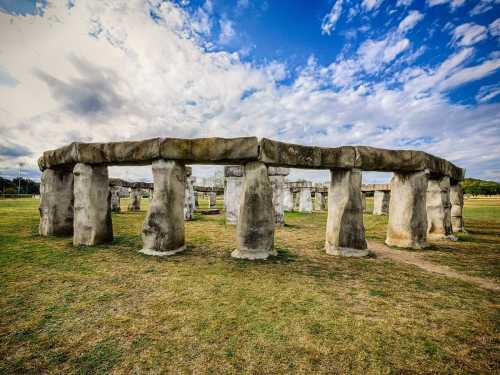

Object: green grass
[0,196,499,374]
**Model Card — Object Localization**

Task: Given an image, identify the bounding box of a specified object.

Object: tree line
[461,178,500,196]
[0,177,40,195]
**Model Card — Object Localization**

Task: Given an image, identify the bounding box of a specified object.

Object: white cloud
[0,0,499,183]
[476,84,500,102]
[396,0,413,6]
[470,0,499,16]
[362,0,384,11]
[451,23,488,46]
[398,10,424,33]
[427,0,466,9]
[489,18,500,37]
[321,0,343,35]
[218,18,235,44]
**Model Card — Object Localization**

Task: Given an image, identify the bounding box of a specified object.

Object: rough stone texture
[77,139,160,166]
[314,191,326,211]
[184,176,196,221]
[362,192,368,213]
[325,169,368,256]
[160,137,259,164]
[293,192,300,211]
[225,165,244,177]
[270,175,286,226]
[450,183,465,233]
[224,176,244,225]
[385,170,429,249]
[110,187,121,212]
[283,188,294,211]
[427,176,456,240]
[128,188,142,211]
[73,163,113,246]
[259,138,355,169]
[298,187,313,213]
[373,191,390,215]
[141,160,185,256]
[362,183,390,192]
[39,168,74,236]
[208,192,217,207]
[39,143,79,170]
[232,161,276,259]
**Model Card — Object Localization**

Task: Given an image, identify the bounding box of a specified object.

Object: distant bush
[461,178,500,196]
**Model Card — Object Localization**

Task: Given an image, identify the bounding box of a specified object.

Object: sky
[0,0,499,184]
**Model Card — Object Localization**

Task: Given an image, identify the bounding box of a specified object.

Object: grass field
[0,196,499,374]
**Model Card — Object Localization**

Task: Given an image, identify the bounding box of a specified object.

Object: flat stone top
[193,185,224,193]
[109,178,153,189]
[38,137,464,180]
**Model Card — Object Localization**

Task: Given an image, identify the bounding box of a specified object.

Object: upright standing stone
[232,161,276,259]
[110,186,121,212]
[39,168,74,236]
[386,170,429,249]
[184,172,195,221]
[224,166,244,225]
[450,183,465,233]
[269,167,289,226]
[209,192,217,208]
[299,185,313,213]
[141,160,185,256]
[314,191,326,211]
[325,169,368,257]
[128,188,142,211]
[427,176,456,240]
[283,186,294,211]
[293,192,300,211]
[373,190,390,215]
[361,192,368,213]
[73,163,113,246]
[148,189,153,202]
[195,192,199,208]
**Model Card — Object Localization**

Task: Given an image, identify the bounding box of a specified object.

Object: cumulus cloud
[427,0,466,9]
[396,0,413,6]
[0,0,499,183]
[218,18,235,44]
[451,23,488,46]
[362,0,384,11]
[398,11,424,33]
[321,0,343,35]
[470,0,499,16]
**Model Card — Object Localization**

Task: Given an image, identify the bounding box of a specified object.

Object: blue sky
[0,0,499,183]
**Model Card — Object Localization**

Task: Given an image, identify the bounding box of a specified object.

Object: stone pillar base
[139,245,186,257]
[231,248,278,260]
[325,247,369,257]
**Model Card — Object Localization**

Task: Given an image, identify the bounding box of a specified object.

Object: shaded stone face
[373,190,390,215]
[73,163,113,246]
[232,161,275,259]
[39,168,74,236]
[224,176,244,225]
[208,192,217,208]
[314,191,326,211]
[361,192,368,213]
[385,170,429,249]
[427,176,456,240]
[325,168,368,257]
[450,183,465,233]
[141,160,185,256]
[128,188,142,211]
[270,175,286,226]
[184,176,195,221]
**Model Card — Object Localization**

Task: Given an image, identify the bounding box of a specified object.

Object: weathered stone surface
[39,169,74,236]
[373,191,390,215]
[160,137,259,163]
[259,138,355,169]
[184,176,195,221]
[78,139,160,165]
[208,192,217,207]
[427,176,456,240]
[268,167,290,176]
[293,192,300,211]
[224,165,244,177]
[355,147,427,172]
[128,188,142,211]
[450,183,465,233]
[224,176,244,225]
[283,188,294,211]
[110,187,121,212]
[298,187,313,213]
[232,161,276,259]
[141,160,185,256]
[73,163,113,246]
[41,143,79,170]
[325,169,368,256]
[362,183,390,192]
[314,191,326,211]
[270,175,286,226]
[386,171,429,249]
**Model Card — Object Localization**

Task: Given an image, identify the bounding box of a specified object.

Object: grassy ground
[0,196,498,374]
